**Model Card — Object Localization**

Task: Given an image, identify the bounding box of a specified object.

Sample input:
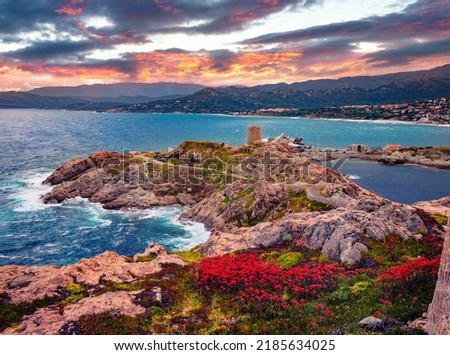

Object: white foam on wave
[63,197,112,227]
[11,171,53,212]
[118,207,173,221]
[113,205,211,249]
[169,210,210,250]
[9,171,209,250]
[347,174,361,180]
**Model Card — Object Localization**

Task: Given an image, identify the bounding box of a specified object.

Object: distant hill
[254,64,450,91]
[0,83,205,109]
[28,82,205,98]
[116,77,450,114]
[0,92,89,109]
[1,65,450,111]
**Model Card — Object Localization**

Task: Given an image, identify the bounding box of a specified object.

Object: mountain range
[0,64,449,112]
[0,83,205,109]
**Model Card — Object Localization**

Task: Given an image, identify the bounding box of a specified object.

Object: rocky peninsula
[1,140,449,335]
[41,141,444,264]
[362,146,450,170]
[303,146,450,171]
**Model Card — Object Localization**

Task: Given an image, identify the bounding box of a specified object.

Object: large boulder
[427,220,450,334]
[3,291,145,335]
[0,243,185,303]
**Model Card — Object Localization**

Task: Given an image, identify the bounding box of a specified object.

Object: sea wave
[171,215,210,250]
[4,172,210,265]
[109,205,211,249]
[10,171,53,212]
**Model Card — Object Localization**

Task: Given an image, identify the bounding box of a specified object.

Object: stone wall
[427,220,450,334]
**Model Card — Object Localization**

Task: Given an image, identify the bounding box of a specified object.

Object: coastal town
[256,97,450,124]
[339,97,450,124]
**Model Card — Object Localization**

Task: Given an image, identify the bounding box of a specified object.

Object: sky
[0,0,449,91]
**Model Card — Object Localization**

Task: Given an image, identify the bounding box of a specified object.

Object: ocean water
[338,160,450,204]
[1,109,449,266]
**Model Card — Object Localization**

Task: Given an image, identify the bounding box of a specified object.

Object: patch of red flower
[194,253,341,308]
[377,255,440,283]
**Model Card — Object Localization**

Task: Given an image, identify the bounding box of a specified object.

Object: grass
[260,251,303,269]
[436,147,450,155]
[0,293,59,332]
[171,247,203,264]
[127,252,158,263]
[286,190,332,212]
[432,214,448,226]
[61,282,87,305]
[361,234,442,269]
[102,281,144,293]
[3,233,441,335]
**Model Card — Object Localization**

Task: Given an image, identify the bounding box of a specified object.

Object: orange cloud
[1,49,448,91]
[20,64,127,81]
[134,50,302,85]
[0,61,129,91]
[55,0,85,17]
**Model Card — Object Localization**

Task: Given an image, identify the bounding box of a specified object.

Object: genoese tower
[247,126,262,145]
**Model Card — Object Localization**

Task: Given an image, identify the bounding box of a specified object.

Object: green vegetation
[2,232,442,335]
[0,293,59,332]
[261,251,303,269]
[62,282,87,305]
[362,234,442,269]
[133,157,145,165]
[102,281,143,293]
[223,188,333,228]
[432,214,448,225]
[286,190,333,212]
[171,247,203,264]
[436,147,450,155]
[128,252,158,263]
[66,232,442,335]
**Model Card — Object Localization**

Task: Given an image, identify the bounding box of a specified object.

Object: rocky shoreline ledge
[306,146,450,170]
[1,140,449,335]
[1,244,184,334]
[40,141,444,263]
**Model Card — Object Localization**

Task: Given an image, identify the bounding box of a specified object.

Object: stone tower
[427,220,450,334]
[247,126,262,145]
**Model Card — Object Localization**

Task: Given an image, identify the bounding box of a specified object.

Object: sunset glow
[0,0,449,90]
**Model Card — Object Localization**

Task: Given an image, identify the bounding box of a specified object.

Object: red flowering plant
[377,255,440,285]
[193,252,342,313]
[376,255,440,321]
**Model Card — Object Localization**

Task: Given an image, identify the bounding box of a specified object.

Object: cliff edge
[427,219,450,334]
[41,141,444,265]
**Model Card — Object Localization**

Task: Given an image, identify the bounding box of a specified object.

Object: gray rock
[358,316,383,331]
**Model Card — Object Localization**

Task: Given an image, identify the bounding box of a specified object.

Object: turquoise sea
[1,109,449,266]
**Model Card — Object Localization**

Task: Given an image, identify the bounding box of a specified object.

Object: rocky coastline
[1,140,449,335]
[40,141,444,263]
[305,146,450,170]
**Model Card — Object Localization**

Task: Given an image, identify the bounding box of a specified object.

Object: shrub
[194,253,341,311]
[0,293,58,332]
[377,256,440,284]
[275,252,303,269]
[432,214,448,226]
[363,234,443,268]
[62,282,87,305]
[350,281,371,296]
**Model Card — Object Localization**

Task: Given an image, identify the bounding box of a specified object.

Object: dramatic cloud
[242,0,450,70]
[131,48,302,84]
[0,0,449,90]
[364,37,450,67]
[8,41,98,61]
